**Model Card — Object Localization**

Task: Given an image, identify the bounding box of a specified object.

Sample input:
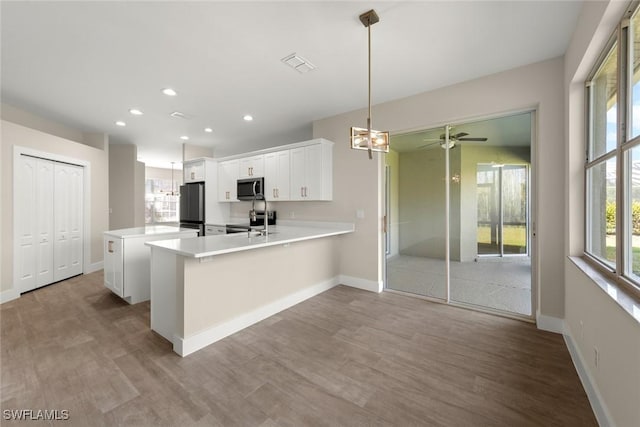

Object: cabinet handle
[304,187,308,197]
[108,240,114,253]
[191,171,195,180]
[276,188,279,198]
[301,187,304,197]
[273,188,276,198]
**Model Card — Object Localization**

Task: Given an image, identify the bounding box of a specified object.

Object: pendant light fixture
[350,9,389,160]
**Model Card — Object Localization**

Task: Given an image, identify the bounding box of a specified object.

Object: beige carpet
[386,255,531,316]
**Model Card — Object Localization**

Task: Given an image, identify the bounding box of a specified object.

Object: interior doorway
[384,111,534,318]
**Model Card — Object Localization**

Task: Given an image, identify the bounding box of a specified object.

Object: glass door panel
[477,166,501,255]
[385,130,447,300]
[502,166,528,255]
[452,160,531,316]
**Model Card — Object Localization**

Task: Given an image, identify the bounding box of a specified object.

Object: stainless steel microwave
[237,177,264,201]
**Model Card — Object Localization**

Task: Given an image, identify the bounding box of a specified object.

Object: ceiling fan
[418,130,488,150]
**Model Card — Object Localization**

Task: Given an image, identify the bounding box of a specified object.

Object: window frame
[585,2,640,299]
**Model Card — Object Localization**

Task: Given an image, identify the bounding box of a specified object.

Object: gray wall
[109,144,144,230]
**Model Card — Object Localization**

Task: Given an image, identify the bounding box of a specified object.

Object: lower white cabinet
[103,227,197,304]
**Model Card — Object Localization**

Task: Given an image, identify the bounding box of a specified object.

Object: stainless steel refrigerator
[179,182,205,236]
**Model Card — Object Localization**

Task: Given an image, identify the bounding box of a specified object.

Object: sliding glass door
[385,112,533,317]
[476,164,529,257]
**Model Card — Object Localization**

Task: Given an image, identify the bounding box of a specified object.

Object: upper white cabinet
[184,159,205,183]
[264,150,290,200]
[290,141,332,201]
[218,159,239,202]
[215,138,333,202]
[239,155,264,178]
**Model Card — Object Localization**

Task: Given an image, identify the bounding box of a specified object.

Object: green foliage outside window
[605,201,640,234]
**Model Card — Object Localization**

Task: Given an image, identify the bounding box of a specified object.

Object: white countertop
[104,225,197,239]
[145,222,355,258]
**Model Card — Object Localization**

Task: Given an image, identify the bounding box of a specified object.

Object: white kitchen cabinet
[103,226,197,304]
[15,155,83,294]
[290,141,333,201]
[264,150,290,200]
[239,155,264,178]
[218,159,239,202]
[184,159,205,183]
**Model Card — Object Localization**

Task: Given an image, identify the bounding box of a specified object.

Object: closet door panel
[68,165,83,276]
[54,163,83,282]
[16,156,38,292]
[36,159,54,286]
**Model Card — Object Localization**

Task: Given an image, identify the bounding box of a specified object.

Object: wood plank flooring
[1,271,596,426]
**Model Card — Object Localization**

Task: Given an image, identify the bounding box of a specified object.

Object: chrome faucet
[249,192,269,237]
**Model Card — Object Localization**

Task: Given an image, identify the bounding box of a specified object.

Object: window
[586,4,640,295]
[145,178,179,224]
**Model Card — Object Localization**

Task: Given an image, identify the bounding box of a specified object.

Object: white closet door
[15,155,38,293]
[53,163,83,282]
[36,159,54,286]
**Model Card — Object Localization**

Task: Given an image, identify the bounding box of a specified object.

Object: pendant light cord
[367,18,373,159]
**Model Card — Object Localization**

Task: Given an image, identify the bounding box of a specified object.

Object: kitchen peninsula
[146,222,354,356]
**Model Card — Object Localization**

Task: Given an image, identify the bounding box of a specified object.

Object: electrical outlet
[594,347,599,368]
[356,209,365,219]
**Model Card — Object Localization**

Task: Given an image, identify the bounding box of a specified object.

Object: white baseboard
[0,288,20,304]
[85,261,103,274]
[338,275,382,293]
[564,331,614,427]
[536,313,565,334]
[176,276,340,357]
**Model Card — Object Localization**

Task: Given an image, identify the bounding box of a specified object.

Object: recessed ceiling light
[162,88,177,96]
[180,136,189,140]
[129,108,143,115]
[115,121,126,126]
[243,115,253,122]
[204,127,213,133]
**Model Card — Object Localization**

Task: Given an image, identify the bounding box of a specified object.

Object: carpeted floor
[386,255,531,316]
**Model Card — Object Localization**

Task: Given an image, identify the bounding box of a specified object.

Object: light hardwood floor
[1,271,596,426]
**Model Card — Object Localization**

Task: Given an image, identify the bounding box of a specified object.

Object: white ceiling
[1,1,583,168]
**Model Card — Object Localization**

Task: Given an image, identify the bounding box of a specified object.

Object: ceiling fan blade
[458,137,488,142]
[454,132,469,139]
[422,138,442,142]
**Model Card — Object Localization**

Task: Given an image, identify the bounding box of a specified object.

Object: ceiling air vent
[281,53,315,74]
[170,111,194,120]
